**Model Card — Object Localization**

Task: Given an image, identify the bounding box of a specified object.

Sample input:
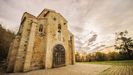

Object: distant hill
[0,24,15,62]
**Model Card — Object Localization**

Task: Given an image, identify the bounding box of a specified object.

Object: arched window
[39,24,43,32]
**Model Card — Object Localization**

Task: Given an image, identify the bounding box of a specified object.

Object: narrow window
[53,17,56,21]
[58,24,61,41]
[39,24,43,32]
[58,24,61,33]
[64,23,66,25]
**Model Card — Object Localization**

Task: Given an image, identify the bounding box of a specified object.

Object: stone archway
[52,44,65,68]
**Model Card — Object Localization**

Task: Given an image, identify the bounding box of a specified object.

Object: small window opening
[53,17,56,21]
[64,23,66,25]
[39,24,43,32]
[58,24,61,33]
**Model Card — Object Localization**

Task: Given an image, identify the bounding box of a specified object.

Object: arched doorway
[52,44,65,67]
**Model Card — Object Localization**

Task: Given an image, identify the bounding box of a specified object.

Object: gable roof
[21,12,36,21]
[37,8,67,22]
[37,8,55,18]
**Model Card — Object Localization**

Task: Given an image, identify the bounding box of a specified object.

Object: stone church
[7,9,75,72]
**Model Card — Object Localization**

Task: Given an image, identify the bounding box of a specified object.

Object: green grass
[79,60,133,75]
[80,60,133,65]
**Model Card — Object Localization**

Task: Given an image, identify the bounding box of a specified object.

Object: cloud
[0,0,133,52]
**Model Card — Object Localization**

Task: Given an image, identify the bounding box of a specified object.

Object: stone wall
[42,11,71,68]
[7,9,75,73]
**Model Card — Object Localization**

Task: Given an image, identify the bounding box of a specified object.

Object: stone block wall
[7,9,75,73]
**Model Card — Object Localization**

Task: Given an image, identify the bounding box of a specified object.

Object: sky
[0,0,133,52]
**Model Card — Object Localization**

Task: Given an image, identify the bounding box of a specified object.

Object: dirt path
[1,63,111,75]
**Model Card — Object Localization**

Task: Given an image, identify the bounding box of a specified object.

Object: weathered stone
[7,8,75,73]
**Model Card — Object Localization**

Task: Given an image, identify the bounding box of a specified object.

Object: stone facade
[7,9,75,72]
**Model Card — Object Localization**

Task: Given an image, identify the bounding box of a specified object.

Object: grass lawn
[81,60,133,65]
[79,60,133,75]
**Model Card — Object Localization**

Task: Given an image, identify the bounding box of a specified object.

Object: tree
[75,52,81,62]
[114,30,133,59]
[95,52,107,61]
[0,24,15,62]
[108,52,119,60]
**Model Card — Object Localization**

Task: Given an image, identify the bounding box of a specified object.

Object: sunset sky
[0,0,133,52]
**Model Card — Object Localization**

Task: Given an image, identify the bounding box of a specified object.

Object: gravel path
[1,63,111,75]
[100,63,133,75]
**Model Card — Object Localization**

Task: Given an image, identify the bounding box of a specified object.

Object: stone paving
[1,63,111,75]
